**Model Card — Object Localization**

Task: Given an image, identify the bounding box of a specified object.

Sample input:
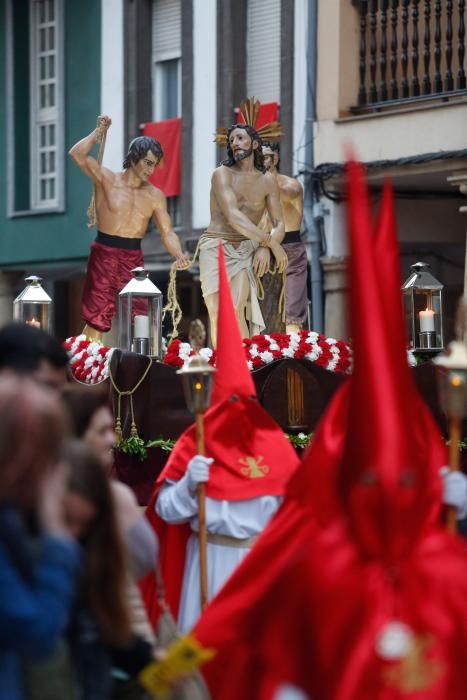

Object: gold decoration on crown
[214,96,283,147]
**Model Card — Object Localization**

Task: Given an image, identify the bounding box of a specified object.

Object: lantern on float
[13,275,52,332]
[118,267,162,357]
[401,262,444,353]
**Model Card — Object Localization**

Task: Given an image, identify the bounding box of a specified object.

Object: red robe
[140,394,300,625]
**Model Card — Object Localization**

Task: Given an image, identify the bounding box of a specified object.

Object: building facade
[313,0,467,342]
[0,0,464,345]
[0,0,310,343]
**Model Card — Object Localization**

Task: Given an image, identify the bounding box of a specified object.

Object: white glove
[186,455,213,493]
[441,467,467,520]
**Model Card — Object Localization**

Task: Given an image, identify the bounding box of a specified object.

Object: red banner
[236,101,279,129]
[142,118,181,197]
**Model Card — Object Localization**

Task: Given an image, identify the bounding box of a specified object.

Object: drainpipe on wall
[302,0,324,333]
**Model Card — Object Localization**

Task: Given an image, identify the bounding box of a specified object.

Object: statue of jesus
[200,114,287,343]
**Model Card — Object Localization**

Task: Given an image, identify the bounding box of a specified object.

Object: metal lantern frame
[401,262,444,353]
[177,354,216,415]
[13,275,52,332]
[118,267,163,358]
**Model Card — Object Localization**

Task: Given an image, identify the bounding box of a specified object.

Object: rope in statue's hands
[87,117,108,229]
[163,240,203,341]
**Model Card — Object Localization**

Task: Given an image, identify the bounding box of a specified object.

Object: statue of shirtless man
[69,115,188,340]
[262,142,308,333]
[201,124,287,342]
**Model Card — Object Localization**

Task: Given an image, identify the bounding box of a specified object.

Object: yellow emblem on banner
[382,635,445,693]
[138,635,216,699]
[238,455,270,478]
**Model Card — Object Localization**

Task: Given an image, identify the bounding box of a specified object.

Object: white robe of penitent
[155,474,282,633]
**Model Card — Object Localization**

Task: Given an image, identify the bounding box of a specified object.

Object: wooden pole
[195,411,209,610]
[447,415,462,534]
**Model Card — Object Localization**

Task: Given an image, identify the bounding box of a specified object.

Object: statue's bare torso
[208,165,275,235]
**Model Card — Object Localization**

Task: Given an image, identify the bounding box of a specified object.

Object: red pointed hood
[211,243,256,405]
[340,162,445,564]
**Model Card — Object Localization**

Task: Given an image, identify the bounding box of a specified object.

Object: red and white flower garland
[64,331,421,384]
[64,335,113,385]
[163,330,353,375]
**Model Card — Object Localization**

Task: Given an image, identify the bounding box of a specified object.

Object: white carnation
[259,351,274,363]
[199,347,213,361]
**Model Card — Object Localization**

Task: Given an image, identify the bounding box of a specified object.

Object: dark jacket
[0,504,79,700]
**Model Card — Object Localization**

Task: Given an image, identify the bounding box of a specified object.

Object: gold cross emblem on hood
[238,456,270,479]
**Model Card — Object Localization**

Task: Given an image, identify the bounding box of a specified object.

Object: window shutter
[246,0,281,103]
[153,0,182,62]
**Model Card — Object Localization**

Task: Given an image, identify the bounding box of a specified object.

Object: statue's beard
[233,146,253,162]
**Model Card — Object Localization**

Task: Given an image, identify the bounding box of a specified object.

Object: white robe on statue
[155,474,282,633]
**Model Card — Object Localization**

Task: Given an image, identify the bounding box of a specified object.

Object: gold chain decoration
[109,357,153,441]
[86,117,107,229]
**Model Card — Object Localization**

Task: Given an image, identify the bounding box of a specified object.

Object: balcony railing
[352,0,467,112]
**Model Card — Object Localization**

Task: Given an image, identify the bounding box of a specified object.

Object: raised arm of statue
[68,115,112,186]
[211,169,270,245]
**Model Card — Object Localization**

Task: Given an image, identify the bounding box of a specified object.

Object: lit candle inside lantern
[26,318,40,329]
[134,314,150,338]
[419,309,435,333]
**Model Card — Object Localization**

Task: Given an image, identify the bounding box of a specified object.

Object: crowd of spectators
[0,322,158,700]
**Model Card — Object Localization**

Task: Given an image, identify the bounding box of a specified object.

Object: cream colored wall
[314,101,467,165]
[315,0,467,164]
[316,0,359,121]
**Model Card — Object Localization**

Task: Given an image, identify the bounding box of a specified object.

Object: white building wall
[192,0,217,230]
[293,0,308,181]
[101,0,124,171]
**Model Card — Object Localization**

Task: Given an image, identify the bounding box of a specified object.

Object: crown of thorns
[214,97,283,146]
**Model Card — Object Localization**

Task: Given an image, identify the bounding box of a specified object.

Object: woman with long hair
[62,439,135,698]
[0,376,79,700]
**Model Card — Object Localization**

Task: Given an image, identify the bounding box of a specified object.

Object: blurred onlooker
[62,439,152,699]
[0,376,79,700]
[62,384,159,689]
[62,386,158,579]
[0,322,69,393]
[62,386,116,473]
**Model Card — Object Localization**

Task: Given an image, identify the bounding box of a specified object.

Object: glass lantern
[401,262,444,352]
[13,275,52,332]
[177,355,216,414]
[118,267,163,358]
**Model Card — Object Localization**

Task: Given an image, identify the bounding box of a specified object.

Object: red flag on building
[236,101,279,130]
[143,118,181,197]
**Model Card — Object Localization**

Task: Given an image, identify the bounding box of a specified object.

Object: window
[152,0,182,121]
[246,0,281,103]
[6,0,64,215]
[30,0,63,209]
[152,0,182,225]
